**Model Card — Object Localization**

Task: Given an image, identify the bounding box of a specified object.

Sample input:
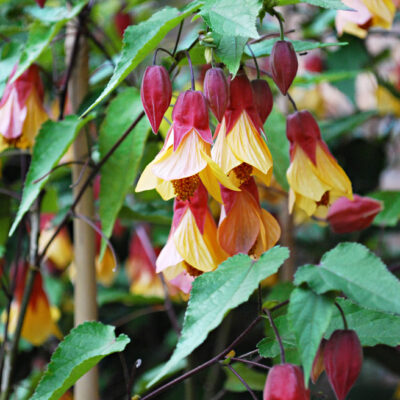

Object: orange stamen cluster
[233,162,253,184]
[172,174,200,201]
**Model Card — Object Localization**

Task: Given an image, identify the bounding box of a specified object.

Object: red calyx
[270,40,298,95]
[203,67,229,122]
[263,364,310,400]
[324,330,363,400]
[251,79,273,125]
[114,8,132,38]
[224,72,263,134]
[140,65,172,134]
[286,110,322,165]
[327,195,382,234]
[172,90,213,149]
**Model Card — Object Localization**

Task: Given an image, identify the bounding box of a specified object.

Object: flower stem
[185,50,196,91]
[265,308,286,364]
[246,43,260,80]
[335,302,348,330]
[225,364,258,400]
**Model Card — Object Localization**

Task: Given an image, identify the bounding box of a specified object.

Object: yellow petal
[173,209,221,272]
[95,246,116,286]
[136,161,159,192]
[287,146,330,201]
[364,0,395,29]
[226,112,273,176]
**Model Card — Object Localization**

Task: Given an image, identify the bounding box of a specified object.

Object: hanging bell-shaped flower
[251,79,273,124]
[203,67,229,122]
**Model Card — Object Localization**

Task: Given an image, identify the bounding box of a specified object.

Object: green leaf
[200,0,261,39]
[277,0,349,9]
[213,33,248,76]
[224,362,266,392]
[9,115,93,236]
[294,242,400,315]
[12,1,88,81]
[31,321,130,400]
[320,111,377,143]
[288,288,334,384]
[149,246,289,386]
[99,88,150,256]
[326,298,400,347]
[368,191,400,227]
[246,39,347,58]
[293,70,360,86]
[264,106,289,191]
[82,2,201,116]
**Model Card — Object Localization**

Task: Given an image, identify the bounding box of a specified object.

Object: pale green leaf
[9,115,93,236]
[12,1,88,81]
[200,0,261,39]
[288,288,334,384]
[213,33,248,76]
[31,321,130,400]
[246,38,347,58]
[149,247,289,386]
[326,298,400,347]
[294,242,400,315]
[99,88,150,257]
[369,191,400,227]
[277,0,349,9]
[264,106,289,191]
[82,2,202,116]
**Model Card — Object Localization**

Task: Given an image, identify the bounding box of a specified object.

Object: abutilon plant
[212,72,274,187]
[286,110,353,218]
[0,64,48,149]
[136,89,239,202]
[156,182,226,288]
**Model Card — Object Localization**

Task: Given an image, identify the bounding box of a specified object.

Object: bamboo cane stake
[65,17,99,400]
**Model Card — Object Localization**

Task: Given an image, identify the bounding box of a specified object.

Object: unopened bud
[251,79,273,125]
[203,67,229,122]
[270,40,298,95]
[324,330,363,400]
[327,195,382,234]
[140,65,172,134]
[311,339,326,384]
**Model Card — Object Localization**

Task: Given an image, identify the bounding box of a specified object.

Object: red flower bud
[35,0,46,7]
[311,339,326,384]
[270,40,298,95]
[264,364,310,400]
[286,110,322,164]
[304,54,324,73]
[327,195,382,234]
[172,90,213,150]
[114,9,132,38]
[324,330,363,400]
[140,66,172,134]
[251,79,273,125]
[203,67,229,122]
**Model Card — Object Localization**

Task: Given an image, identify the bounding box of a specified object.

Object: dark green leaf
[99,88,150,256]
[31,321,130,400]
[12,1,88,81]
[149,247,289,386]
[294,242,400,315]
[246,39,347,58]
[9,115,93,236]
[369,191,400,227]
[200,0,260,39]
[288,288,335,384]
[224,363,266,392]
[82,2,201,115]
